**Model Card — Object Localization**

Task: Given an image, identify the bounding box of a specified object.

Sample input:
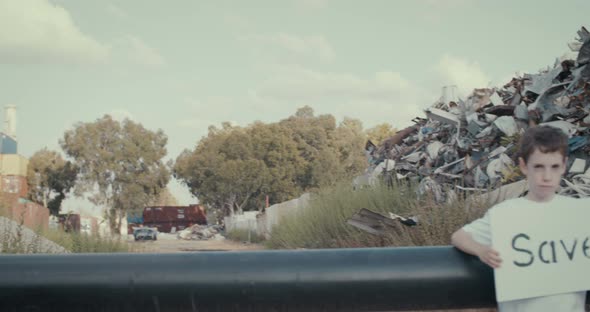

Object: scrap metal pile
[361,26,590,201]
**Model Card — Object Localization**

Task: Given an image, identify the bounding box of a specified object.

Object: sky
[0,0,588,213]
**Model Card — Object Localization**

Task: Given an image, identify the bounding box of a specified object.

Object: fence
[259,193,309,238]
[224,193,311,240]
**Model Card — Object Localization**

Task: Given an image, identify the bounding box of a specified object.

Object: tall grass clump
[42,229,132,253]
[1,197,132,254]
[225,228,265,244]
[0,198,63,254]
[267,180,497,249]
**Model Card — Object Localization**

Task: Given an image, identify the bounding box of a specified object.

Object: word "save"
[511,233,590,267]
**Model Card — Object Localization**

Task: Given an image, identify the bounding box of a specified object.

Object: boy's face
[519,148,566,202]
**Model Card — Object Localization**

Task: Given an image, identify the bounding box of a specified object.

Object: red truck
[142,204,207,233]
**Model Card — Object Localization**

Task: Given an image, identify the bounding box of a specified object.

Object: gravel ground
[128,232,264,253]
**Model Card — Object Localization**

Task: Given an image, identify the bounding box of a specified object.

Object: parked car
[133,228,158,241]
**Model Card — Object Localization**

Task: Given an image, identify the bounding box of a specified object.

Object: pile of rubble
[360,26,590,201]
[177,224,224,241]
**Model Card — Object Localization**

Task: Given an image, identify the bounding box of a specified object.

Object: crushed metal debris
[356,26,590,202]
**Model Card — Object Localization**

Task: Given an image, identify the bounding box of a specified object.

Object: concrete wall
[258,193,310,238]
[223,193,311,239]
[224,211,258,233]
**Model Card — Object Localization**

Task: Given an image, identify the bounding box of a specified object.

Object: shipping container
[20,199,49,231]
[139,221,191,233]
[80,216,99,234]
[126,211,143,224]
[57,213,81,233]
[0,133,17,154]
[1,175,28,198]
[0,154,28,176]
[142,204,207,233]
[4,197,50,231]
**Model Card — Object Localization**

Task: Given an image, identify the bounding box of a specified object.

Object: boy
[451,126,587,312]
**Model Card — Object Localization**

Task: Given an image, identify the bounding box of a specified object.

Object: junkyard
[355,26,590,203]
[1,2,589,311]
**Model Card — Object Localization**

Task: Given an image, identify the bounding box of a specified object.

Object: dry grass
[0,196,133,254]
[225,228,265,244]
[266,181,497,249]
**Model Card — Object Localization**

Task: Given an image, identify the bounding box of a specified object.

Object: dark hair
[518,126,568,163]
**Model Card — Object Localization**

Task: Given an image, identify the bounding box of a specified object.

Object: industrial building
[0,105,48,231]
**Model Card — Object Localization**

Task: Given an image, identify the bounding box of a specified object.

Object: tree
[333,117,367,179]
[60,115,169,233]
[278,107,336,189]
[174,107,367,218]
[27,148,78,215]
[278,107,366,189]
[150,188,180,206]
[174,122,303,216]
[366,123,398,145]
[45,162,78,216]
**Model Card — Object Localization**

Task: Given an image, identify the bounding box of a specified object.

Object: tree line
[27,106,396,232]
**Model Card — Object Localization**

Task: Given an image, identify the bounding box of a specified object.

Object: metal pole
[2,247,585,311]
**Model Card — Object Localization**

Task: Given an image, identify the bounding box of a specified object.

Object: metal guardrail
[1,246,585,311]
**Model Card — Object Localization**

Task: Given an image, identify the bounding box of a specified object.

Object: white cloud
[275,34,334,61]
[177,64,441,133]
[178,97,241,131]
[126,36,166,68]
[258,64,415,102]
[240,33,335,63]
[252,64,433,128]
[179,54,490,132]
[178,68,432,135]
[0,1,164,69]
[0,0,110,64]
[435,54,491,97]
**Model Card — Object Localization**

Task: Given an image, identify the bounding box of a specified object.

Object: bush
[42,229,132,253]
[266,181,497,249]
[226,228,264,244]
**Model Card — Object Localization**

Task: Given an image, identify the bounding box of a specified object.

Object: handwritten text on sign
[490,201,590,302]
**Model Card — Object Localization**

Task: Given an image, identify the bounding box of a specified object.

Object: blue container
[0,134,17,154]
[127,212,143,224]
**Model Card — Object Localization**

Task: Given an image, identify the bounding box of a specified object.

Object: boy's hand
[477,246,502,269]
[451,229,502,269]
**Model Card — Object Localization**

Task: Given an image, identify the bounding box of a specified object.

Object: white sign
[491,203,590,302]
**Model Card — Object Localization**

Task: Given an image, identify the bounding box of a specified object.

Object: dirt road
[128,233,264,253]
